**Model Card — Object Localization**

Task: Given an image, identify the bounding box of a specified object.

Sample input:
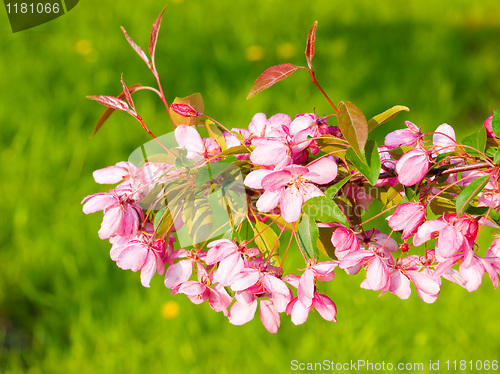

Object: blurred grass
[1,0,500,373]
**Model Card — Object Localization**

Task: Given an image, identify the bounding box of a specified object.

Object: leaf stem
[308,70,338,113]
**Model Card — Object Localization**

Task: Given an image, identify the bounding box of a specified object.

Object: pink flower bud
[171,103,200,117]
[483,114,497,138]
[395,148,430,186]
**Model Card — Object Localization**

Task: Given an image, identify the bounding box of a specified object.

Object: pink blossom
[206,239,259,287]
[386,255,440,303]
[230,259,292,313]
[458,252,498,292]
[228,291,281,333]
[387,202,426,240]
[175,125,221,160]
[296,261,339,308]
[245,157,338,222]
[285,291,337,325]
[433,123,456,154]
[164,249,207,293]
[109,231,169,287]
[178,263,232,315]
[82,190,142,240]
[384,121,422,149]
[413,218,473,263]
[339,248,392,291]
[395,148,430,186]
[330,226,360,261]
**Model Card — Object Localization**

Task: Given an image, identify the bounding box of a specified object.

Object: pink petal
[215,253,244,287]
[303,157,338,184]
[164,260,193,289]
[175,125,205,153]
[413,220,447,246]
[407,270,440,296]
[82,193,117,214]
[298,268,315,308]
[98,206,124,239]
[459,257,485,292]
[289,115,314,136]
[299,182,325,202]
[385,128,418,148]
[389,271,412,299]
[115,242,148,272]
[436,226,464,260]
[229,298,258,326]
[262,170,292,191]
[259,299,280,334]
[365,256,389,291]
[250,141,288,166]
[395,148,430,186]
[433,123,456,154]
[288,298,310,325]
[93,165,128,184]
[248,113,267,137]
[256,189,283,213]
[206,239,238,264]
[140,251,158,287]
[280,185,304,222]
[313,293,337,322]
[244,169,274,189]
[179,281,207,296]
[230,269,260,291]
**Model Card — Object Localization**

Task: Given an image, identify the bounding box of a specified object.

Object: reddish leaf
[247,63,300,99]
[90,84,144,136]
[121,26,151,68]
[337,101,368,157]
[149,5,167,68]
[87,95,131,113]
[120,75,135,111]
[305,21,318,70]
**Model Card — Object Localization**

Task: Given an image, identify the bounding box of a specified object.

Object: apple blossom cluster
[83,8,500,333]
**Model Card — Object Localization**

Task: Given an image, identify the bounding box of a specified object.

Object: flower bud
[171,103,200,117]
[483,114,497,138]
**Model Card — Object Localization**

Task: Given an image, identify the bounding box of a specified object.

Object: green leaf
[435,151,452,163]
[297,213,319,259]
[494,148,500,164]
[206,120,227,151]
[154,208,174,239]
[317,226,337,259]
[404,186,416,201]
[337,101,368,157]
[302,196,349,227]
[488,209,500,226]
[456,175,490,215]
[325,175,353,199]
[367,105,410,132]
[492,109,500,138]
[346,140,381,186]
[462,127,486,157]
[252,218,281,266]
[466,205,489,216]
[217,145,252,157]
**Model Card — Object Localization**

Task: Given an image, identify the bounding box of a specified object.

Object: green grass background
[1,0,500,373]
